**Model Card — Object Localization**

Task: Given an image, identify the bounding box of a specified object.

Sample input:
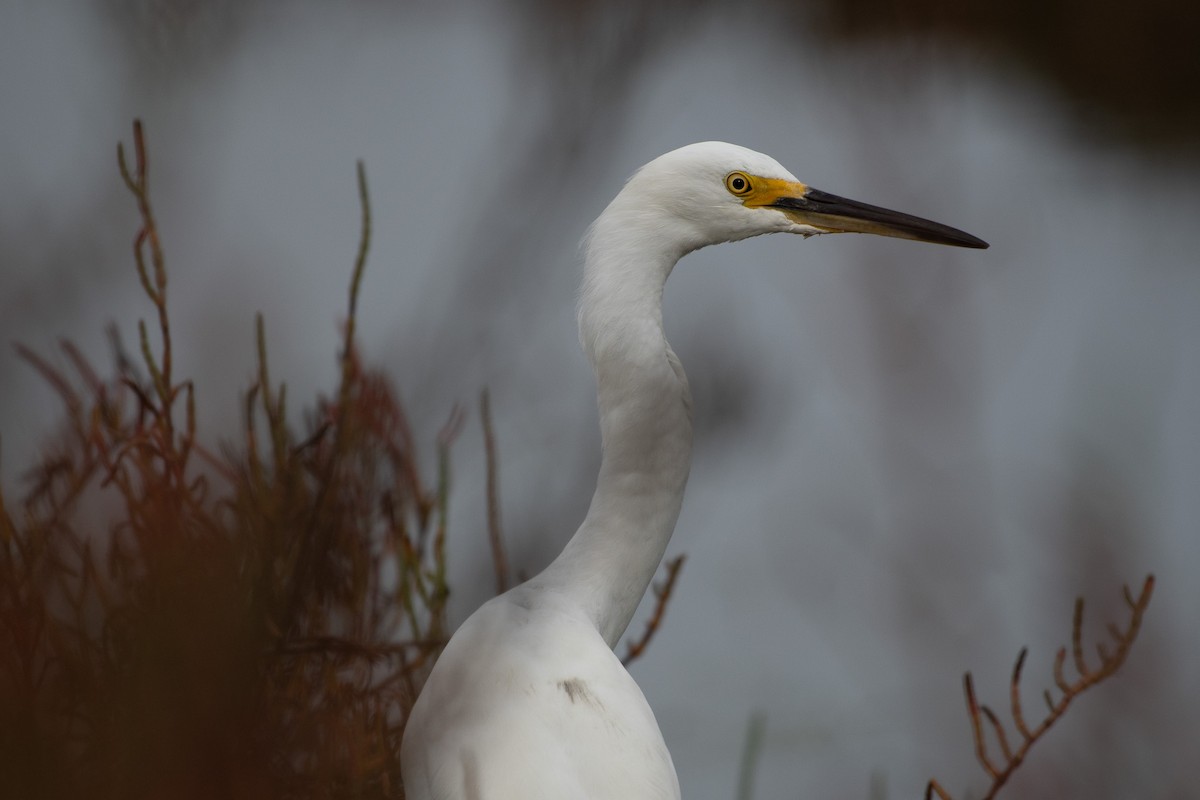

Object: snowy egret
[401,142,986,799]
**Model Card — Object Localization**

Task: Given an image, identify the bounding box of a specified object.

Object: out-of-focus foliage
[104,0,1200,152]
[0,124,454,800]
[800,0,1200,148]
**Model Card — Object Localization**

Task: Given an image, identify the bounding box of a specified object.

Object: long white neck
[531,197,695,648]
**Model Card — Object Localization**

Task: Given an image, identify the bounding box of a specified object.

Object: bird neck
[532,204,694,648]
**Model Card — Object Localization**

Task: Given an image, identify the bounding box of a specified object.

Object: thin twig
[965,674,1001,779]
[980,705,1012,762]
[1009,648,1032,741]
[479,389,510,594]
[346,160,371,358]
[119,120,173,414]
[428,404,466,640]
[925,780,952,800]
[621,554,686,666]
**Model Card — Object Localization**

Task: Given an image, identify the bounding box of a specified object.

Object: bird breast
[401,589,681,800]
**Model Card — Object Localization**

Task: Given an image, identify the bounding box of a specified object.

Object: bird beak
[749,179,988,249]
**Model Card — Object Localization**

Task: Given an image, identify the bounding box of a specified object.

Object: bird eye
[725,172,753,196]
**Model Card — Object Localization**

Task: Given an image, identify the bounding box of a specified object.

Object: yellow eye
[725,172,753,196]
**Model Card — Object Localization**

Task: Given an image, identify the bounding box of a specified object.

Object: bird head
[620,142,988,251]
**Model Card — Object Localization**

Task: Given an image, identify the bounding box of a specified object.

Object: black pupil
[732,177,745,191]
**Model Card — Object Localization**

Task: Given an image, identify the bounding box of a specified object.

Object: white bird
[400,142,986,799]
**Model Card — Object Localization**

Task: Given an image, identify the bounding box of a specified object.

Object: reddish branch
[622,554,687,666]
[926,575,1155,800]
[117,121,173,416]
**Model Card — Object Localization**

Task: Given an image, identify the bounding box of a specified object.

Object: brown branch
[1009,648,1033,741]
[479,388,510,594]
[621,554,686,666]
[964,674,1001,779]
[925,574,1155,800]
[980,705,1012,763]
[118,120,173,413]
[925,779,953,800]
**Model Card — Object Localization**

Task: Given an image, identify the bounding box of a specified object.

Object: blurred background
[1,1,1196,797]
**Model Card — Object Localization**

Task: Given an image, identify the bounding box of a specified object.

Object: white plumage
[401,142,986,800]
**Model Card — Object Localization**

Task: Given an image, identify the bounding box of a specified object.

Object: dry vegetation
[0,122,1153,800]
[0,121,455,799]
[926,577,1154,800]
